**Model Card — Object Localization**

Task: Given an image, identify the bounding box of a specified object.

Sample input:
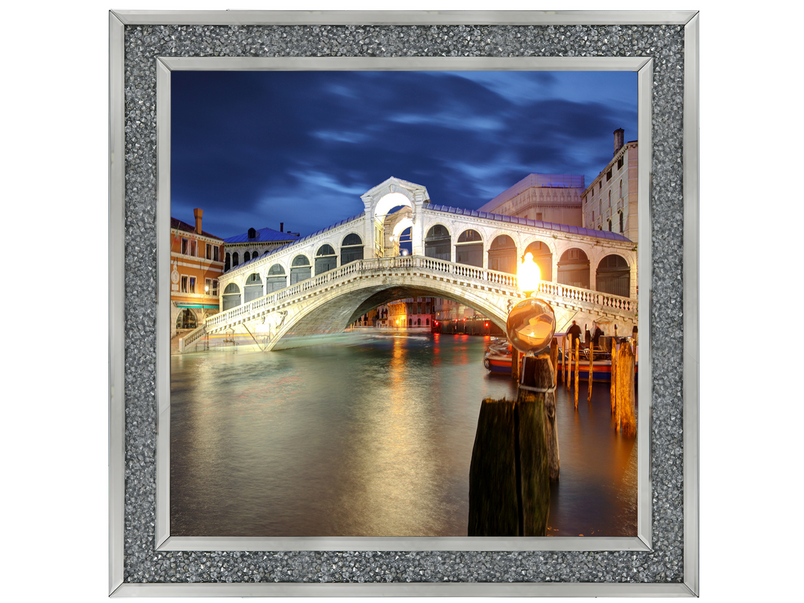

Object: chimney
[193,208,203,234]
[280,222,284,232]
[613,128,624,156]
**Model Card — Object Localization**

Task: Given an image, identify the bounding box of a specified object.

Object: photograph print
[167,68,641,539]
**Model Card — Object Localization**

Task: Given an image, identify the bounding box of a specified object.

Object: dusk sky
[171,70,637,240]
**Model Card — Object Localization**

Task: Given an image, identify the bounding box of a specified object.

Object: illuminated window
[180,275,188,292]
[188,277,196,293]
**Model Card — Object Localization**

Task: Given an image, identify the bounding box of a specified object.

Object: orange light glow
[518,252,541,296]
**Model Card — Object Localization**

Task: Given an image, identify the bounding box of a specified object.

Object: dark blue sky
[171,70,637,239]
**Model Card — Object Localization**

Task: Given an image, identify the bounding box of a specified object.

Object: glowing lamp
[517,252,541,297]
[506,297,556,356]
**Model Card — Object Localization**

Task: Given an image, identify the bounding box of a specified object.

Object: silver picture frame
[109,9,699,596]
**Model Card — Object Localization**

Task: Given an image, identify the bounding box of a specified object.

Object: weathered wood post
[511,350,520,381]
[574,338,580,408]
[588,342,594,402]
[562,336,567,387]
[468,353,554,535]
[616,343,637,437]
[550,339,559,387]
[610,340,618,414]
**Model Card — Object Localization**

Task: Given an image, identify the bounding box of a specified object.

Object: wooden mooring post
[587,343,594,402]
[610,341,618,414]
[574,338,580,408]
[615,343,637,437]
[468,354,554,536]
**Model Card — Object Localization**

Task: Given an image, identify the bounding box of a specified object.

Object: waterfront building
[388,298,435,330]
[223,223,300,271]
[476,173,585,226]
[170,209,225,338]
[582,129,639,243]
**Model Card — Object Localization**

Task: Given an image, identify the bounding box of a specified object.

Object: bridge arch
[424,224,451,261]
[266,263,287,293]
[222,282,241,310]
[272,278,511,350]
[488,234,517,274]
[315,244,338,275]
[244,273,263,302]
[290,254,311,285]
[455,228,483,267]
[340,233,364,265]
[523,239,554,282]
[596,253,631,297]
[557,248,590,289]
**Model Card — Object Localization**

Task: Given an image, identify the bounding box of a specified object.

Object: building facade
[223,224,300,271]
[170,209,225,338]
[477,173,585,226]
[582,129,639,243]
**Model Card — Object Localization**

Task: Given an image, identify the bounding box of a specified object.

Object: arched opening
[455,229,483,267]
[558,248,590,289]
[488,234,517,274]
[424,225,451,260]
[232,252,240,267]
[266,264,286,293]
[244,273,263,302]
[222,283,241,311]
[176,308,197,330]
[224,252,231,271]
[596,254,631,297]
[340,233,364,265]
[244,251,251,262]
[524,240,553,282]
[290,255,311,285]
[315,244,338,275]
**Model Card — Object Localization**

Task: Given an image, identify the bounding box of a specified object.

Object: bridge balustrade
[183,255,635,346]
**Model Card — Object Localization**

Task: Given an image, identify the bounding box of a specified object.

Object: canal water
[170,333,637,538]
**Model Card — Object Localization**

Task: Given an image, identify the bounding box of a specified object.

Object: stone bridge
[180,255,637,352]
[179,177,638,352]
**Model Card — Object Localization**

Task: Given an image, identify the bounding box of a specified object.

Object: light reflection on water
[170,333,636,537]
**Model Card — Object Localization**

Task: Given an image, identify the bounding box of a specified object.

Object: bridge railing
[200,255,634,333]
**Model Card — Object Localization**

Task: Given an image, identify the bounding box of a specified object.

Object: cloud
[170,70,638,238]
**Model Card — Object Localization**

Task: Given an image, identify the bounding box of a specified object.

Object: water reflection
[170,333,636,537]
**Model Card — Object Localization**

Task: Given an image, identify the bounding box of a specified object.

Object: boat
[483,337,638,382]
[483,338,513,374]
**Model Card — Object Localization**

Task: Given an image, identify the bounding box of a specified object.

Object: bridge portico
[184,177,638,352]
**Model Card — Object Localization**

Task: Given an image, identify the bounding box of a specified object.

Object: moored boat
[483,337,638,382]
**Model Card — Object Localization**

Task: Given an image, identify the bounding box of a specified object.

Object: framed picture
[109,10,699,596]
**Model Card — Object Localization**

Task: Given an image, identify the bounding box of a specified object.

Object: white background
[2,1,800,602]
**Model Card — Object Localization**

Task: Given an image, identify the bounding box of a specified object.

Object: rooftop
[426,204,632,243]
[170,217,222,241]
[478,173,586,214]
[225,227,301,244]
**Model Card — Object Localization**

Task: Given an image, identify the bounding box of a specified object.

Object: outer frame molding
[109,9,700,597]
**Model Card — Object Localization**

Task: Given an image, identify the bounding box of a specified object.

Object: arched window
[315,244,337,275]
[225,252,231,271]
[619,180,623,198]
[232,252,239,267]
[176,308,197,330]
[341,233,364,265]
[424,225,451,261]
[488,235,517,274]
[244,251,251,262]
[596,255,631,297]
[557,248,590,289]
[247,227,257,239]
[244,273,263,302]
[524,240,553,282]
[290,255,311,285]
[455,229,483,267]
[266,264,287,293]
[222,283,241,310]
[619,210,624,233]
